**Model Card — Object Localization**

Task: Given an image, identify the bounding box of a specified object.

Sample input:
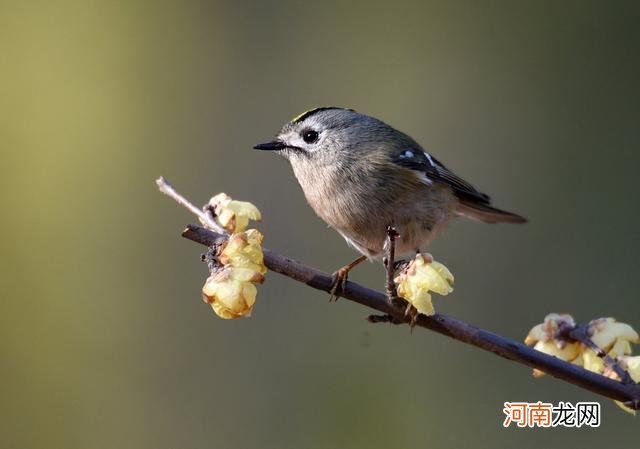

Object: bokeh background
[2,1,639,447]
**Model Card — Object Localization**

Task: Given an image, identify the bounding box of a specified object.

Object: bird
[254,107,526,299]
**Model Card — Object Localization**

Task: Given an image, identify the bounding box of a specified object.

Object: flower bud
[524,314,580,377]
[524,313,576,346]
[580,349,605,374]
[202,269,258,319]
[620,355,640,382]
[530,340,582,377]
[219,229,267,275]
[394,254,454,316]
[206,193,262,233]
[588,317,639,357]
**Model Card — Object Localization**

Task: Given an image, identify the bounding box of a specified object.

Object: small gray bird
[254,107,525,296]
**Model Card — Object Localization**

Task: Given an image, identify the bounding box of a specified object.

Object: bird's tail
[456,201,527,224]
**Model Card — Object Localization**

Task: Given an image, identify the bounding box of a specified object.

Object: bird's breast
[290,159,457,258]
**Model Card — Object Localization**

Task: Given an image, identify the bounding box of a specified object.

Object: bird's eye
[302,129,319,144]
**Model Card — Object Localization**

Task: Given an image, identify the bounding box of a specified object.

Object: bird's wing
[391,148,491,205]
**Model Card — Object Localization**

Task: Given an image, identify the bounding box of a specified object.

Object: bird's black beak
[253,140,286,151]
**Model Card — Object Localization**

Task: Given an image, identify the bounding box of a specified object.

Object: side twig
[156,176,225,234]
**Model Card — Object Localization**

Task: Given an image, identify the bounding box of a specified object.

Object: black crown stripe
[292,107,355,123]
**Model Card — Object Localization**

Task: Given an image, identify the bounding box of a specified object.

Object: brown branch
[157,177,640,409]
[181,224,640,407]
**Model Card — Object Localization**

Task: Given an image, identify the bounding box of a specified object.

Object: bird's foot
[329,267,350,302]
[404,303,419,329]
[368,297,418,328]
[329,255,367,301]
[383,226,400,300]
[393,259,411,272]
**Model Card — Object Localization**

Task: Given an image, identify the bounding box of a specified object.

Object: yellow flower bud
[530,339,581,377]
[524,314,579,377]
[524,324,547,346]
[206,193,262,233]
[588,317,639,357]
[219,229,267,275]
[394,254,454,316]
[524,313,576,346]
[580,349,605,373]
[620,355,640,382]
[228,266,265,283]
[533,340,582,362]
[202,269,257,319]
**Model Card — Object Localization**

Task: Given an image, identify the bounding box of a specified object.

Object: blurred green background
[2,0,639,447]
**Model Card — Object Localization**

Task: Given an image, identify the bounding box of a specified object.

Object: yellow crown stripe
[291,108,319,123]
[291,107,352,123]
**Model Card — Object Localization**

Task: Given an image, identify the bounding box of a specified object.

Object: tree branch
[180,223,640,407]
[157,177,640,408]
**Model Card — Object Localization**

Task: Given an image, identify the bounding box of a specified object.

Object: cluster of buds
[525,313,639,413]
[201,195,266,319]
[394,253,454,316]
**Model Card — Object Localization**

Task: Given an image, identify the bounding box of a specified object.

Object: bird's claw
[329,267,349,301]
[404,303,419,328]
[393,259,410,272]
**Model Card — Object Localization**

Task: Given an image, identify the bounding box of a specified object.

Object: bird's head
[253,107,399,168]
